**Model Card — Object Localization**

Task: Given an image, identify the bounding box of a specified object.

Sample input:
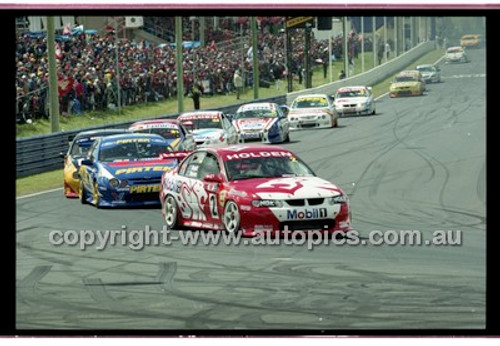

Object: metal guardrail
[16,95,286,178]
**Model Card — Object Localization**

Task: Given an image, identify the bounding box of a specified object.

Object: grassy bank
[16,48,444,197]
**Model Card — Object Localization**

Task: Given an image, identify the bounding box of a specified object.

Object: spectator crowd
[16,17,365,124]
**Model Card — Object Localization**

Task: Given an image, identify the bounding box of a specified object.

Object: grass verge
[16,169,62,197]
[16,48,444,197]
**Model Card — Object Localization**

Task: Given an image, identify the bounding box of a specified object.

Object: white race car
[177,111,238,147]
[445,46,470,64]
[416,64,442,83]
[233,102,290,144]
[333,86,376,116]
[288,94,338,129]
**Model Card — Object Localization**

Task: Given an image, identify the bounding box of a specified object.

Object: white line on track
[16,187,63,200]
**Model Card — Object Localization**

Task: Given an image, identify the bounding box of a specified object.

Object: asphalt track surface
[16,49,486,331]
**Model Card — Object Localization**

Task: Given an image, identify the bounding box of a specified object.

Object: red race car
[160,144,351,236]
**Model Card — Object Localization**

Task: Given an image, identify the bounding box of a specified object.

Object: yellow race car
[460,34,481,48]
[61,129,128,198]
[389,70,425,98]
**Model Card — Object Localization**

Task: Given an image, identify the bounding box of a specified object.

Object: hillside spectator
[233,69,243,100]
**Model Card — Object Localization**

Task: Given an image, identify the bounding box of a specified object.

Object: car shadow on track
[91,204,161,210]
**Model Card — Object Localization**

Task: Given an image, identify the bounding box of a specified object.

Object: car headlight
[252,199,283,208]
[109,178,120,188]
[327,195,348,205]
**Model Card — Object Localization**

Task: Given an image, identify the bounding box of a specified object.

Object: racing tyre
[284,131,291,143]
[79,181,88,204]
[223,201,241,234]
[163,194,179,229]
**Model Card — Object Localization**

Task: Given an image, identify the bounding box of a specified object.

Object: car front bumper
[288,116,332,130]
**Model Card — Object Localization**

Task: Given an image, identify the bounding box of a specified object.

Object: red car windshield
[224,156,315,181]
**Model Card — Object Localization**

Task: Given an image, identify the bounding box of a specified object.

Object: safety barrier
[16,95,286,178]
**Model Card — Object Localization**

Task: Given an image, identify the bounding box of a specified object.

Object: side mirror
[203,173,223,183]
[80,159,94,166]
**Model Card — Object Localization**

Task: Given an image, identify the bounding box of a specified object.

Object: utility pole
[410,17,414,49]
[251,16,259,99]
[394,16,398,57]
[328,26,333,82]
[46,16,60,133]
[200,16,205,46]
[175,16,184,113]
[114,17,121,115]
[191,16,196,86]
[384,16,387,63]
[361,16,365,73]
[402,16,406,52]
[372,16,377,67]
[305,21,312,88]
[343,16,349,78]
[286,24,292,92]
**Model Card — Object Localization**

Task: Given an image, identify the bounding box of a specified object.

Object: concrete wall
[286,41,435,104]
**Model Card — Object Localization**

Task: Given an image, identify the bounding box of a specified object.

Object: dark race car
[61,129,129,198]
[78,133,182,208]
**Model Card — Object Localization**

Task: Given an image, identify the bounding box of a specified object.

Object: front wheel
[223,201,241,234]
[79,181,88,204]
[93,181,101,208]
[284,131,290,143]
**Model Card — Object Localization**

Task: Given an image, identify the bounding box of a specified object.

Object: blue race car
[78,133,182,208]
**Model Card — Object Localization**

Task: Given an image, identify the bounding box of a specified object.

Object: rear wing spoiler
[159,151,190,164]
